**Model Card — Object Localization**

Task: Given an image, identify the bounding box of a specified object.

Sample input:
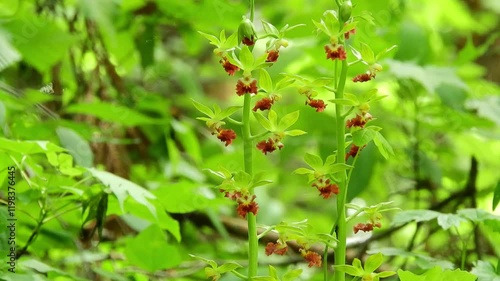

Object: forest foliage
[0,0,499,280]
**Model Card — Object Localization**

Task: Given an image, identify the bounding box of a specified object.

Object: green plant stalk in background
[243,93,258,279]
[333,59,349,281]
[245,2,258,278]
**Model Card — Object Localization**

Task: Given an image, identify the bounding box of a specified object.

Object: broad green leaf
[88,168,157,218]
[268,109,278,127]
[373,131,394,159]
[360,42,375,64]
[217,262,243,273]
[370,247,454,270]
[398,267,476,281]
[325,154,336,166]
[359,89,378,103]
[219,29,226,42]
[46,152,59,167]
[275,77,296,91]
[65,102,161,126]
[56,127,93,167]
[223,32,239,49]
[375,45,398,61]
[352,128,376,146]
[304,153,323,169]
[437,213,466,230]
[493,180,500,210]
[341,21,357,34]
[259,69,273,92]
[239,45,254,68]
[153,181,210,213]
[234,170,252,186]
[253,112,273,131]
[284,130,306,136]
[466,96,500,127]
[386,60,468,94]
[293,167,314,175]
[334,265,363,276]
[471,261,500,281]
[5,19,76,72]
[251,172,273,188]
[227,53,243,68]
[278,111,300,130]
[282,268,303,281]
[213,103,222,115]
[261,20,279,36]
[312,19,330,36]
[323,10,339,34]
[352,258,362,270]
[0,138,65,154]
[58,153,82,176]
[0,0,19,20]
[268,265,278,278]
[324,163,351,174]
[121,202,181,242]
[364,253,384,273]
[20,259,83,280]
[254,53,272,69]
[311,77,334,87]
[457,208,500,222]
[192,99,214,117]
[125,224,181,271]
[391,210,441,226]
[171,119,202,164]
[456,34,498,65]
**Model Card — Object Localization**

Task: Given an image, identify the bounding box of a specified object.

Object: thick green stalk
[243,93,257,279]
[333,59,349,281]
[245,1,257,278]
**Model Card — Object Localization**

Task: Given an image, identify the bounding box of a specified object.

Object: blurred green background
[0,0,499,280]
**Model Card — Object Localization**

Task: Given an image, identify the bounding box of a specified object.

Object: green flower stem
[250,130,270,141]
[257,226,276,240]
[341,107,355,119]
[227,117,244,126]
[249,0,255,21]
[243,88,253,175]
[323,131,358,281]
[348,59,363,67]
[243,93,258,279]
[333,59,349,281]
[232,270,249,280]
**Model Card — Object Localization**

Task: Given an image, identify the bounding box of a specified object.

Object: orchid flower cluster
[192,1,398,280]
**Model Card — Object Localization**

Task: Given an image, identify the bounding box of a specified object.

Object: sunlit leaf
[88,168,157,218]
[192,99,214,117]
[65,102,161,126]
[278,110,300,130]
[259,69,273,92]
[254,112,273,131]
[304,153,323,169]
[391,210,441,226]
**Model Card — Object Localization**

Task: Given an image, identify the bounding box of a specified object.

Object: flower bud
[371,63,383,72]
[340,0,352,23]
[238,18,257,46]
[277,39,289,48]
[359,102,370,114]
